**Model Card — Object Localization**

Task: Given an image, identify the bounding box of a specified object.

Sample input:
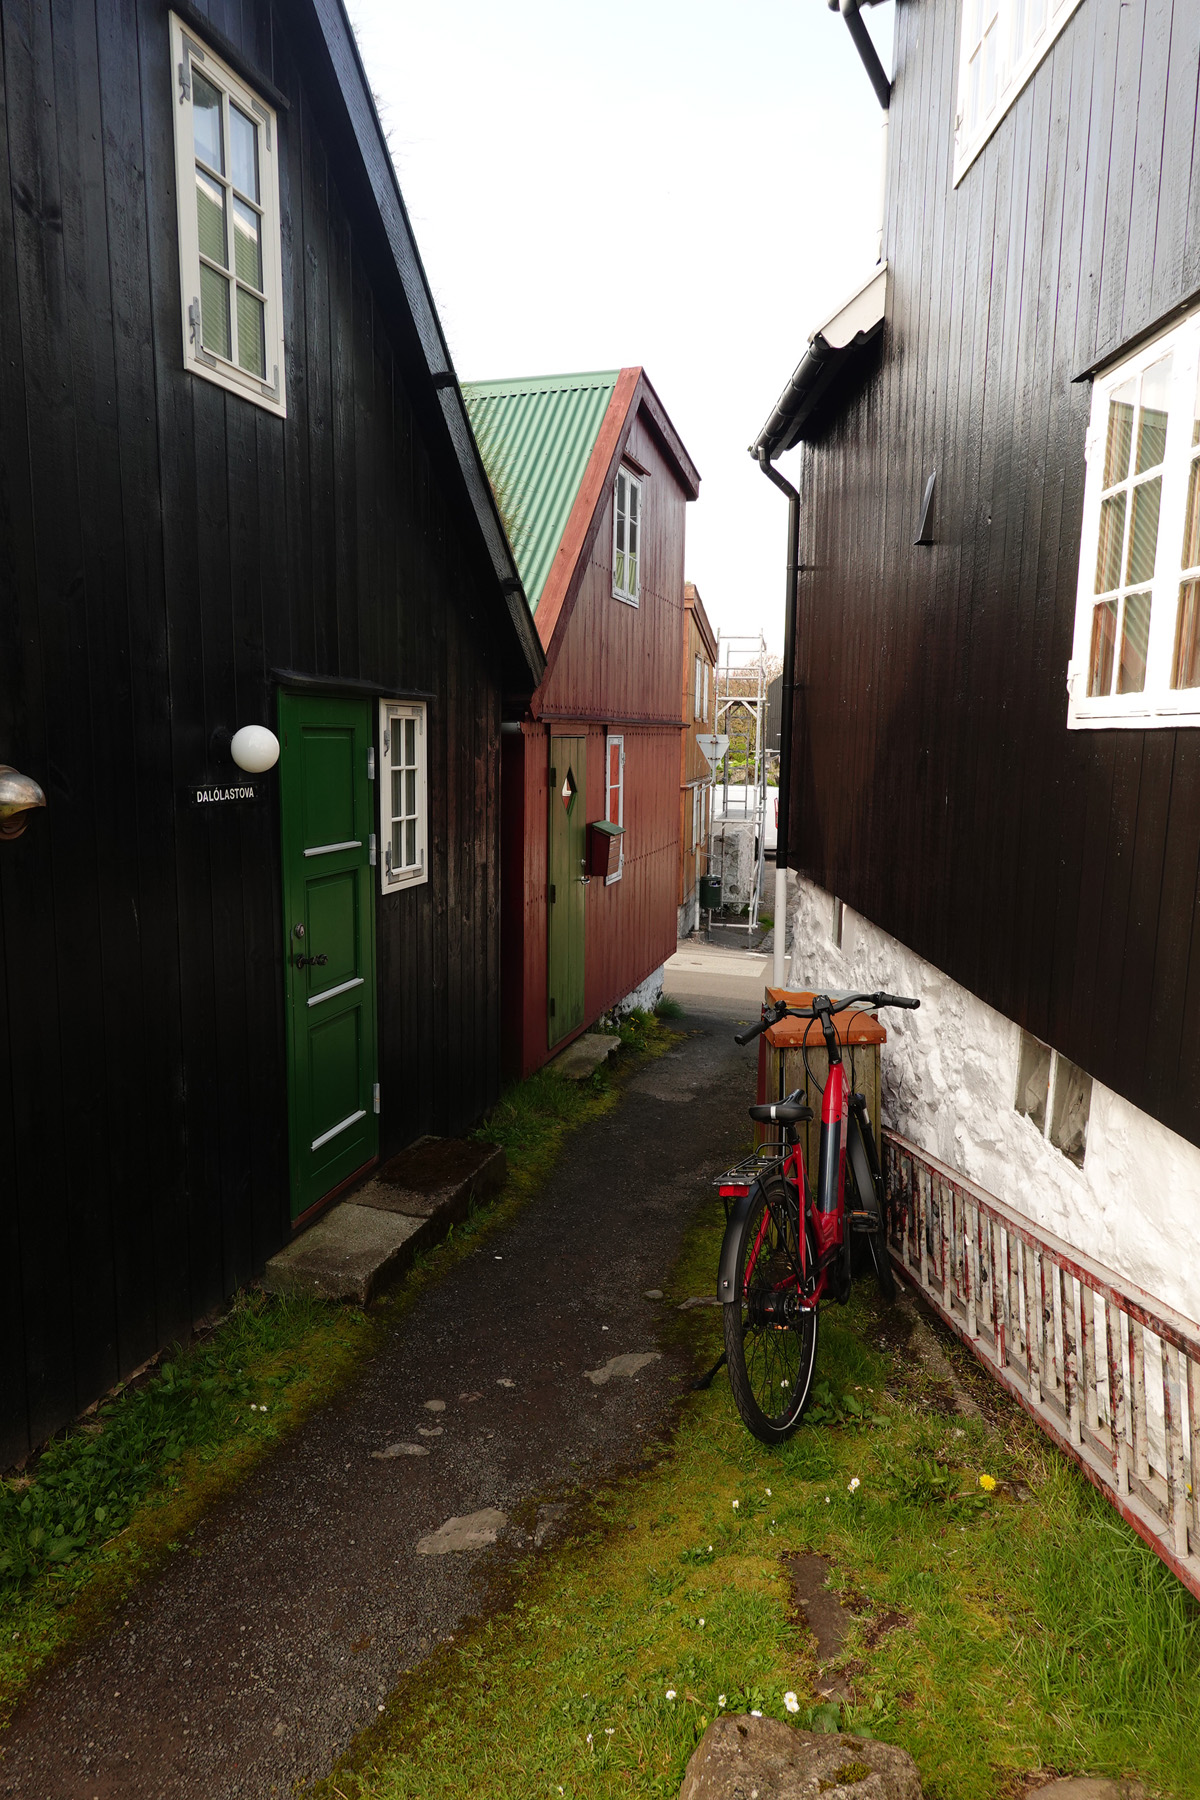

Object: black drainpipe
[755,450,800,983]
[832,0,891,112]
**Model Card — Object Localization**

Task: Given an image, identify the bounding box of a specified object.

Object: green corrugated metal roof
[462,371,619,613]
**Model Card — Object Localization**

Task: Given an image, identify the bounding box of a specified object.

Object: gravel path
[0,959,763,1799]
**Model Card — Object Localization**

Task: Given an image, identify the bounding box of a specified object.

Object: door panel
[279,693,378,1218]
[548,735,586,1047]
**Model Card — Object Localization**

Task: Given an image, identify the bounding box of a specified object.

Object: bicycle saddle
[747,1099,813,1126]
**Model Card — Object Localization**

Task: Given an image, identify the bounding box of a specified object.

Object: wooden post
[1106,1300,1130,1495]
[1163,1344,1190,1559]
[1059,1264,1079,1443]
[1081,1284,1099,1435]
[1128,1319,1150,1487]
[1023,1241,1042,1405]
[965,1197,979,1338]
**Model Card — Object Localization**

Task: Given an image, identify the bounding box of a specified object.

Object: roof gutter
[754,450,801,990]
[830,0,891,112]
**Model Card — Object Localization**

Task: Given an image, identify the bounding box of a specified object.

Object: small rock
[370,1442,429,1459]
[585,1352,661,1386]
[534,1502,569,1548]
[417,1426,443,1437]
[644,1288,664,1300]
[678,1295,721,1310]
[498,1378,516,1388]
[415,1508,507,1555]
[679,1718,923,1800]
[423,1398,446,1413]
[459,1390,483,1403]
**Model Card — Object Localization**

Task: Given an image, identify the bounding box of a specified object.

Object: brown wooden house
[464,369,700,1077]
[679,582,718,935]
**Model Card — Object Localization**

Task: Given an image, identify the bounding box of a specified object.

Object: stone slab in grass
[353,1135,507,1221]
[679,1717,923,1800]
[262,1204,432,1306]
[548,1032,620,1080]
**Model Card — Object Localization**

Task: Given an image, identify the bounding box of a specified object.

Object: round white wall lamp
[230,725,280,773]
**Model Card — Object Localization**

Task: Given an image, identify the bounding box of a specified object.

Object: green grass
[316,1195,1200,1800]
[0,1011,676,1720]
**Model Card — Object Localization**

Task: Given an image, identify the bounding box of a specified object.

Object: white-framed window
[1068,311,1200,730]
[693,655,702,719]
[953,0,1083,185]
[605,733,625,883]
[170,13,286,414]
[379,701,428,893]
[612,468,641,604]
[702,661,710,723]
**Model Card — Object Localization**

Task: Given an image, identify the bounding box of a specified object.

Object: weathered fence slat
[884,1132,1200,1603]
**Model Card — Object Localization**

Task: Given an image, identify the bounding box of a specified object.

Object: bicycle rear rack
[712,1145,787,1189]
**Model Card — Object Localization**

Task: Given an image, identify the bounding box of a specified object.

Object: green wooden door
[279,693,378,1219]
[548,736,586,1047]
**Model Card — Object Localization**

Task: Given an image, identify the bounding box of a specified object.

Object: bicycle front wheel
[722,1172,819,1445]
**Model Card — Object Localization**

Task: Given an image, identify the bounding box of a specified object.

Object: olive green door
[548,736,586,1048]
[279,693,378,1219]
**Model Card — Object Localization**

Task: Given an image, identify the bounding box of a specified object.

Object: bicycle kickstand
[692,1350,727,1392]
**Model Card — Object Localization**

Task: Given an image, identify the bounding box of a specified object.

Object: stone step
[548,1031,620,1080]
[262,1136,507,1306]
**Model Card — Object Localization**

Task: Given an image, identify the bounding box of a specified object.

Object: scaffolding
[711,631,769,931]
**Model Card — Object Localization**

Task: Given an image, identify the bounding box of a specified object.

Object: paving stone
[415,1509,507,1555]
[1031,1782,1144,1800]
[548,1032,621,1080]
[262,1206,431,1306]
[351,1135,506,1222]
[584,1352,661,1386]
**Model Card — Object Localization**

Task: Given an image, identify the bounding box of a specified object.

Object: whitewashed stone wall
[786,875,1200,1327]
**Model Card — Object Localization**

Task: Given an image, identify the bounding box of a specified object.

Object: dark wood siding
[0,0,516,1466]
[788,0,1200,1149]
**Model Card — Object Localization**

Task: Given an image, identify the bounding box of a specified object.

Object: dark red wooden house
[464,369,700,1076]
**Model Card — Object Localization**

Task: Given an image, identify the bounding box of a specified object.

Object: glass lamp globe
[230,725,280,773]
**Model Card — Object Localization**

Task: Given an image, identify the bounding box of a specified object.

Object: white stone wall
[786,875,1200,1326]
[614,964,665,1017]
[710,819,759,908]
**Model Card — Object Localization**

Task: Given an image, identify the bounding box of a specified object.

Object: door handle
[294,952,328,969]
[578,875,591,885]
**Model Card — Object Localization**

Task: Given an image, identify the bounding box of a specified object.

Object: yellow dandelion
[979,1473,997,1492]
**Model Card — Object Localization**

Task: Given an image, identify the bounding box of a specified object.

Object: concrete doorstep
[262,1136,507,1306]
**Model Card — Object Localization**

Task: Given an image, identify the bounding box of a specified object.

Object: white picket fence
[884,1130,1200,1601]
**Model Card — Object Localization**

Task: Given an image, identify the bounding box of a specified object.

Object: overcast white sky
[348,0,894,653]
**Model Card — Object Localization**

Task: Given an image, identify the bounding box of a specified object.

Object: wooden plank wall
[792,0,1200,1151]
[541,409,687,725]
[0,0,515,1466]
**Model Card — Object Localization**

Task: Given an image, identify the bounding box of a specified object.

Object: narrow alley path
[0,949,765,1800]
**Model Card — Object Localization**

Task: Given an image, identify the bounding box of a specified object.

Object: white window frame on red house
[605,733,625,884]
[1067,310,1200,730]
[612,468,641,605]
[169,13,286,414]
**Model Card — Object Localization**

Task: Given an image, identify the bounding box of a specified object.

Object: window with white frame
[702,661,710,723]
[612,468,641,604]
[379,701,428,893]
[693,655,702,719]
[170,14,286,414]
[1068,311,1200,729]
[954,0,1083,184]
[605,733,625,883]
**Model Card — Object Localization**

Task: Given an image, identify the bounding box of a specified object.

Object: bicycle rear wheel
[722,1172,819,1444]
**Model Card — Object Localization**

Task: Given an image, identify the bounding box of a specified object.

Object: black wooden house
[0,0,542,1469]
[759,0,1200,1159]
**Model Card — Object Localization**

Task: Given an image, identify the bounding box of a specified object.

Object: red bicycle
[712,990,919,1444]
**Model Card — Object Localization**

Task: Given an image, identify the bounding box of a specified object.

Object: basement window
[612,468,641,605]
[1015,1030,1091,1166]
[379,701,428,894]
[170,14,286,414]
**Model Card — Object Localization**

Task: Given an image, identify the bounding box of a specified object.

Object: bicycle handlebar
[733,989,920,1048]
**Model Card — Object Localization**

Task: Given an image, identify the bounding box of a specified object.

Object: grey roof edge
[308,0,544,689]
[751,263,888,460]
